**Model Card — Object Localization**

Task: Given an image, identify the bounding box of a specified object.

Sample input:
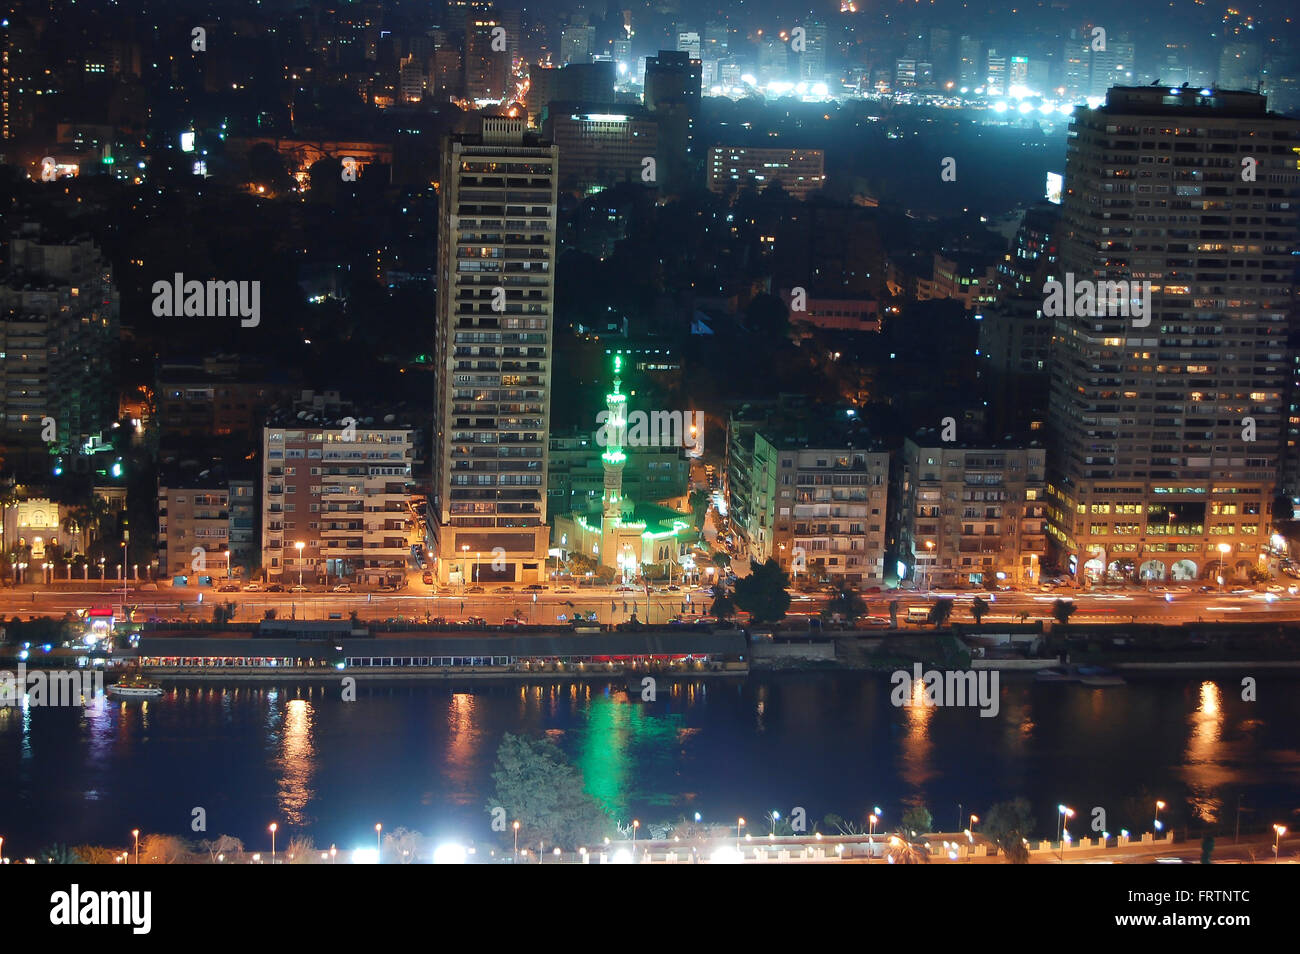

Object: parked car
[667,584,682,592]
[614,585,637,593]
[332,583,352,593]
[497,585,515,593]
[523,584,545,592]
[267,584,285,593]
[218,583,240,593]
[466,585,485,594]
[377,584,399,593]
[243,583,263,592]
[556,584,574,593]
[290,584,309,593]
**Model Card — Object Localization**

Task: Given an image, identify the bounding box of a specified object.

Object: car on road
[218,584,240,593]
[267,584,285,593]
[614,585,636,593]
[290,584,309,592]
[377,584,399,593]
[466,585,485,594]
[1265,584,1285,593]
[523,584,545,592]
[1230,588,1254,595]
[332,584,352,593]
[667,584,682,592]
[496,585,514,593]
[422,571,434,585]
[243,583,263,592]
[556,585,574,593]
[1150,585,1169,593]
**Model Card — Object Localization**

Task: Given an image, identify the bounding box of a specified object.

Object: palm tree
[971,596,989,626]
[0,480,19,555]
[1052,598,1076,626]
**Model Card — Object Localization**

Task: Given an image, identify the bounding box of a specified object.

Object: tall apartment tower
[432,117,558,585]
[1048,87,1300,584]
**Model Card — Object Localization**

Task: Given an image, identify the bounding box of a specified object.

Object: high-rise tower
[431,117,559,585]
[1047,86,1300,584]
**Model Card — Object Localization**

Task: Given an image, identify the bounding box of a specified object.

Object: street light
[224,549,231,580]
[969,813,979,835]
[1274,824,1287,863]
[923,540,935,592]
[269,823,277,862]
[1154,799,1166,832]
[1217,543,1230,591]
[513,820,520,857]
[737,817,745,843]
[771,810,780,836]
[632,819,640,857]
[132,828,140,865]
[375,823,382,860]
[295,541,305,586]
[1056,805,1074,862]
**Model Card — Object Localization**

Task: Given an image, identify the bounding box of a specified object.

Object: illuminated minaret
[601,355,628,540]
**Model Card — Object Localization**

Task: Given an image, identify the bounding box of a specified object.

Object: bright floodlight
[433,843,468,865]
[710,845,744,864]
[611,848,634,864]
[351,847,379,864]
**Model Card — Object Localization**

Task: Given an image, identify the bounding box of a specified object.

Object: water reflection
[899,676,936,789]
[1183,680,1226,823]
[275,697,316,826]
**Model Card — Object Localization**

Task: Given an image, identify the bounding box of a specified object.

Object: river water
[2,671,1298,853]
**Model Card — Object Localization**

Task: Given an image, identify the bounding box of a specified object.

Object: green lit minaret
[601,355,627,533]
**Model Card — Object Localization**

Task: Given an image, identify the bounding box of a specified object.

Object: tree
[971,596,989,626]
[286,835,317,864]
[688,489,710,530]
[927,598,954,628]
[711,551,731,569]
[486,733,612,850]
[70,844,120,865]
[1052,598,1076,625]
[709,587,736,620]
[1201,835,1215,865]
[37,843,85,864]
[732,558,791,623]
[900,805,932,835]
[822,813,865,836]
[885,835,930,864]
[139,833,188,864]
[984,797,1034,864]
[200,835,244,863]
[825,587,866,624]
[381,827,424,864]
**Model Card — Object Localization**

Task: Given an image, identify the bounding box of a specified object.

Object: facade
[541,104,657,196]
[431,117,558,585]
[0,231,120,465]
[157,480,241,579]
[779,291,881,334]
[1047,87,1300,583]
[707,146,826,200]
[897,438,1048,587]
[932,251,1000,311]
[548,431,688,516]
[260,416,415,585]
[726,406,889,585]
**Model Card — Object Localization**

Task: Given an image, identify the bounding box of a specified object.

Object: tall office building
[1047,87,1300,584]
[431,118,558,585]
[465,11,509,101]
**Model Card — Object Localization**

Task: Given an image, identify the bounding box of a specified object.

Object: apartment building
[896,437,1048,586]
[1048,86,1300,583]
[541,104,657,196]
[707,146,826,200]
[261,412,415,585]
[726,407,889,584]
[157,470,256,580]
[0,228,119,467]
[430,117,558,585]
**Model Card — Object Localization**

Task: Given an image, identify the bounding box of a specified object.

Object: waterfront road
[2,581,1300,629]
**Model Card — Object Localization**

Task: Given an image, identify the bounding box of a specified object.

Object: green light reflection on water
[574,690,685,819]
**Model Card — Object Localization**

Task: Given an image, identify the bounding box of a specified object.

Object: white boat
[107,673,164,699]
